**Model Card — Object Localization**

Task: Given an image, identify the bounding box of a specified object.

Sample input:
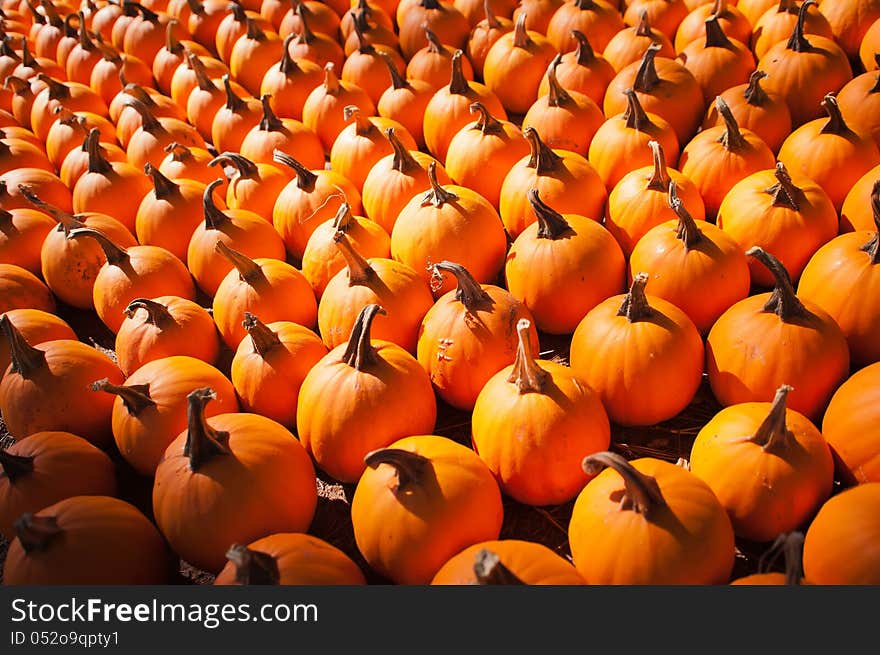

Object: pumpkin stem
[0,448,35,483]
[582,451,667,517]
[350,10,376,55]
[344,105,374,136]
[210,151,259,180]
[77,12,96,50]
[645,140,670,191]
[17,185,85,235]
[786,0,815,52]
[859,180,880,264]
[386,127,419,173]
[244,15,268,41]
[84,127,113,175]
[334,230,376,286]
[469,101,504,135]
[187,0,205,14]
[123,97,164,134]
[13,513,62,553]
[273,149,317,190]
[164,18,182,54]
[379,49,407,90]
[546,54,572,107]
[0,314,46,379]
[506,318,546,393]
[421,160,458,207]
[18,37,37,68]
[473,549,527,585]
[715,96,748,150]
[0,207,12,233]
[743,70,769,106]
[66,227,130,267]
[570,30,596,65]
[448,49,470,95]
[332,202,355,232]
[749,384,796,451]
[90,377,157,415]
[764,162,802,210]
[703,14,733,48]
[39,0,63,27]
[278,33,298,75]
[617,273,654,322]
[363,446,430,493]
[757,531,805,585]
[423,26,443,54]
[36,73,70,101]
[819,94,852,136]
[215,240,267,286]
[225,544,281,585]
[524,126,562,174]
[132,2,160,23]
[746,246,811,321]
[635,9,652,37]
[482,0,501,29]
[633,42,662,93]
[187,50,215,92]
[183,387,231,471]
[144,162,180,200]
[341,303,386,370]
[222,73,247,112]
[63,13,79,38]
[202,178,230,229]
[668,182,702,249]
[573,0,596,10]
[164,141,192,160]
[294,2,316,43]
[528,189,573,239]
[430,261,491,309]
[322,62,340,95]
[4,75,30,95]
[242,312,282,358]
[122,82,158,107]
[258,93,284,131]
[512,12,531,48]
[124,298,174,327]
[622,88,652,131]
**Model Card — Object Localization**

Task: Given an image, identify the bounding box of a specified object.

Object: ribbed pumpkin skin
[431,539,585,585]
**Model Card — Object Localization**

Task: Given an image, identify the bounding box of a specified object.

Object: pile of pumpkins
[1,0,879,586]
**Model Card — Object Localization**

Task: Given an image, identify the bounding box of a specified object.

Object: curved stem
[0,314,46,379]
[0,448,34,483]
[764,162,801,210]
[245,16,267,41]
[715,96,748,151]
[512,12,530,48]
[272,149,317,190]
[819,94,852,136]
[743,70,768,107]
[421,160,458,207]
[37,74,70,101]
[473,549,526,585]
[617,273,654,322]
[210,152,259,180]
[448,50,470,95]
[344,105,374,136]
[322,62,340,95]
[294,3,315,43]
[623,88,652,131]
[132,2,160,23]
[379,49,407,90]
[385,127,419,173]
[423,24,443,55]
[469,101,504,135]
[183,387,231,471]
[19,37,37,68]
[703,14,732,48]
[431,261,490,309]
[122,97,164,134]
[507,318,546,393]
[225,544,280,585]
[363,446,429,493]
[633,42,662,93]
[40,0,63,27]
[77,12,96,51]
[341,303,385,370]
[645,140,670,191]
[571,30,596,65]
[332,202,355,231]
[350,9,376,55]
[278,33,299,75]
[746,247,811,321]
[4,75,30,96]
[144,163,179,200]
[122,82,157,107]
[546,54,572,108]
[750,384,795,451]
[243,312,282,358]
[17,186,84,234]
[215,240,266,285]
[482,0,501,29]
[859,179,880,264]
[66,227,130,267]
[164,18,183,55]
[124,298,174,326]
[222,73,247,112]
[90,377,156,415]
[203,178,230,230]
[13,513,62,553]
[786,0,815,52]
[528,189,572,239]
[187,50,215,92]
[524,127,562,174]
[582,451,667,517]
[258,94,284,132]
[668,182,702,248]
[334,230,376,286]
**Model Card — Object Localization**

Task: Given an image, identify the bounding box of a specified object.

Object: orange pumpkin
[287,3,345,68]
[0,263,55,315]
[465,0,514,79]
[301,62,375,154]
[0,205,54,276]
[210,75,263,154]
[208,151,289,222]
[1,166,72,214]
[837,65,880,152]
[375,50,434,148]
[229,17,284,96]
[674,0,752,51]
[816,0,880,61]
[750,0,833,60]
[0,309,76,377]
[343,19,406,104]
[260,33,324,120]
[603,10,676,73]
[546,0,624,54]
[623,0,690,39]
[153,19,211,95]
[406,25,473,92]
[158,141,218,185]
[398,0,470,60]
[431,540,585,585]
[30,75,108,142]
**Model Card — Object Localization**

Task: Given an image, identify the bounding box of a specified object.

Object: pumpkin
[31,0,66,59]
[816,0,880,62]
[802,483,880,584]
[0,135,52,176]
[211,241,318,349]
[690,384,834,541]
[406,25,473,93]
[124,96,207,171]
[153,19,211,95]
[537,30,615,107]
[861,20,880,72]
[602,10,676,73]
[185,0,229,53]
[44,108,116,171]
[629,183,750,334]
[837,64,880,152]
[115,296,220,376]
[230,314,328,428]
[94,354,238,476]
[3,495,173,585]
[64,16,103,84]
[1,166,72,214]
[678,96,776,219]
[706,247,850,419]
[260,33,323,121]
[153,387,318,573]
[431,540,585,585]
[0,205,54,275]
[465,0,514,79]
[751,0,833,60]
[376,50,434,148]
[0,316,123,446]
[317,232,435,352]
[284,0,344,37]
[0,431,117,540]
[398,0,470,60]
[717,164,837,287]
[757,0,852,127]
[170,55,230,112]
[417,261,538,409]
[228,17,284,96]
[589,89,681,193]
[822,362,880,485]
[777,93,880,213]
[59,132,128,191]
[90,46,154,108]
[343,5,400,56]
[730,532,808,585]
[546,0,624,54]
[288,3,345,68]
[391,161,508,298]
[737,0,779,25]
[298,304,437,483]
[674,0,752,51]
[214,533,366,585]
[208,151,289,222]
[157,141,217,186]
[30,75,108,142]
[301,201,391,297]
[113,83,187,149]
[121,2,171,65]
[569,451,735,584]
[471,317,610,505]
[623,0,690,39]
[511,0,564,34]
[445,101,528,208]
[841,164,880,232]
[422,49,506,163]
[302,62,375,155]
[5,76,36,128]
[211,75,263,154]
[505,190,625,334]
[351,434,504,584]
[797,182,880,367]
[215,4,258,64]
[501,127,607,239]
[360,127,448,234]
[0,263,55,315]
[343,18,406,104]
[0,308,76,377]
[521,54,604,158]
[183,51,238,141]
[187,178,286,297]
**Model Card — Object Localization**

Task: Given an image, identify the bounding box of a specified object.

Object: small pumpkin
[0,205,54,275]
[260,33,324,121]
[44,108,116,171]
[546,0,624,54]
[0,308,76,377]
[623,0,690,39]
[153,19,211,94]
[288,3,345,68]
[836,63,880,152]
[1,166,72,214]
[537,29,615,107]
[841,165,880,233]
[211,75,264,154]
[183,50,239,141]
[0,263,55,315]
[124,96,207,171]
[465,0,514,79]
[815,0,880,62]
[0,134,52,176]
[602,10,676,73]
[229,16,284,96]
[406,24,473,92]
[208,151,289,222]
[431,540,585,585]
[375,50,434,149]
[750,0,833,60]
[301,62,376,154]
[113,83,187,150]
[343,16,406,104]
[397,0,470,60]
[511,0,564,34]
[674,0,751,51]
[158,141,218,185]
